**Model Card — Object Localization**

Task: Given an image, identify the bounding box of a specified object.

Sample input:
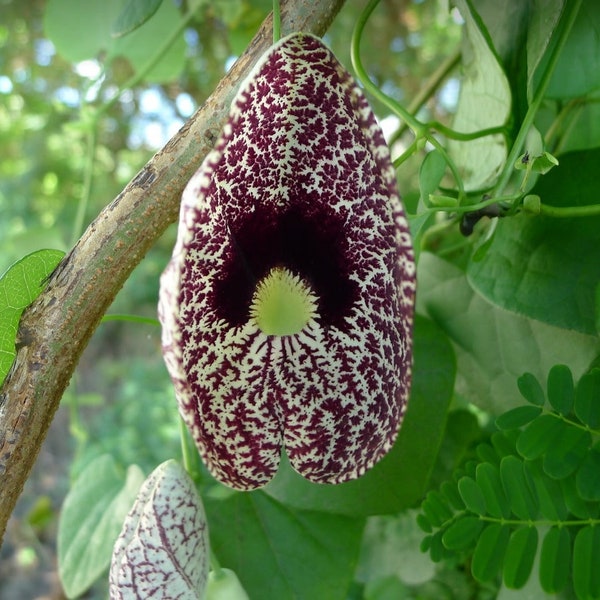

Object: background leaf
[467,149,600,336]
[58,455,145,598]
[111,0,163,37]
[204,491,364,600]
[417,252,600,414]
[448,0,511,190]
[0,249,64,386]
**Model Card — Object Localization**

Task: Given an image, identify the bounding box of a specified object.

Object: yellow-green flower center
[250,267,317,336]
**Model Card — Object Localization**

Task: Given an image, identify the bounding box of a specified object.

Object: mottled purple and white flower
[109,460,209,599]
[159,33,416,490]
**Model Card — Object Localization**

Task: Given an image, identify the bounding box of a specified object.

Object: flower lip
[214,203,358,331]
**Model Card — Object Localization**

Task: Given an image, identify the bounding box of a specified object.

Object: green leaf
[526,0,564,100]
[418,253,600,415]
[204,491,364,600]
[58,455,145,598]
[495,405,543,430]
[547,364,574,415]
[500,455,538,520]
[539,526,571,594]
[575,369,600,429]
[471,523,510,583]
[517,372,546,406]
[524,460,568,521]
[503,527,538,589]
[576,444,600,501]
[264,316,456,516]
[449,0,511,190]
[0,249,64,387]
[442,515,483,551]
[560,476,597,519]
[421,490,453,528]
[458,476,486,515]
[111,0,163,37]
[516,414,563,460]
[543,3,600,99]
[543,422,590,479]
[475,462,511,519]
[44,0,186,83]
[467,149,600,335]
[440,480,465,512]
[573,525,600,600]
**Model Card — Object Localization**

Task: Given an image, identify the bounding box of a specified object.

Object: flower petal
[109,460,209,599]
[159,33,416,490]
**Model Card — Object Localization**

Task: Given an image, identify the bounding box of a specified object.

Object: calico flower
[109,460,209,599]
[158,33,416,490]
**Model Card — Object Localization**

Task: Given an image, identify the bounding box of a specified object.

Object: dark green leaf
[503,527,538,589]
[442,516,483,551]
[491,430,519,458]
[561,476,597,519]
[440,480,465,511]
[539,527,571,594]
[476,443,500,466]
[0,249,64,386]
[575,369,600,429]
[517,372,546,406]
[471,523,510,583]
[111,0,163,37]
[458,477,486,515]
[416,514,432,533]
[543,3,600,99]
[547,364,574,415]
[576,445,600,501]
[422,491,453,527]
[495,405,542,430]
[543,422,591,479]
[467,149,600,335]
[573,525,600,600]
[204,491,364,600]
[265,316,455,515]
[516,414,563,460]
[58,455,144,598]
[475,462,511,519]
[429,531,447,563]
[500,455,538,520]
[524,460,568,521]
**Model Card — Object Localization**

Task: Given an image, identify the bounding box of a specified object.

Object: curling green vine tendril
[351,0,465,202]
[273,0,281,43]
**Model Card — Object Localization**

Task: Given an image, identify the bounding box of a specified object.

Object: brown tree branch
[0,0,346,543]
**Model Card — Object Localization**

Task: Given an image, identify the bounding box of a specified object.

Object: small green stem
[273,0,281,43]
[538,202,600,219]
[71,125,97,245]
[390,49,461,144]
[492,0,583,197]
[101,314,160,326]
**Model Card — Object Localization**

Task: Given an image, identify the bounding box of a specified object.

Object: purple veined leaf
[109,460,209,600]
[158,33,416,490]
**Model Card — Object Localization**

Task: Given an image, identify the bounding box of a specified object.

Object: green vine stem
[273,0,281,42]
